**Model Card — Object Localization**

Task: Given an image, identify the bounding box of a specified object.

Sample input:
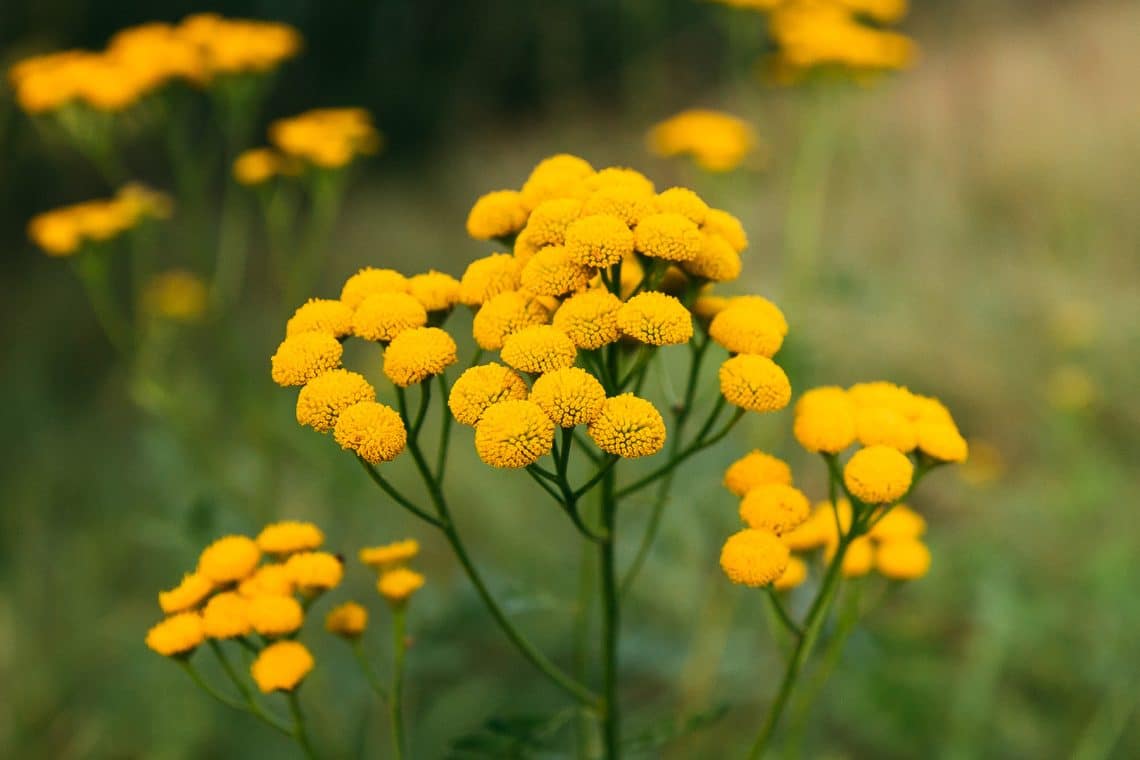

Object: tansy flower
[848,381,916,416]
[257,521,325,555]
[251,641,314,693]
[141,270,208,322]
[201,592,251,639]
[285,551,344,592]
[856,406,917,452]
[408,270,461,312]
[909,394,955,425]
[692,294,730,322]
[709,296,787,357]
[524,198,584,247]
[552,289,622,350]
[159,573,214,614]
[466,190,528,240]
[334,401,407,464]
[146,612,204,657]
[587,394,666,458]
[719,354,792,413]
[648,110,757,172]
[683,233,742,282]
[720,529,790,587]
[500,325,577,374]
[238,564,295,598]
[296,369,376,432]
[359,539,419,569]
[520,154,595,210]
[325,601,368,638]
[582,186,656,228]
[513,226,544,264]
[198,536,261,584]
[472,291,551,350]
[530,367,607,427]
[702,208,748,252]
[565,214,634,268]
[875,538,932,580]
[773,556,808,591]
[840,537,874,578]
[655,187,710,225]
[378,567,426,605]
[448,363,529,426]
[793,386,857,453]
[285,298,354,338]
[459,254,523,306]
[869,505,926,542]
[383,326,458,387]
[340,267,409,310]
[724,450,793,496]
[781,508,833,551]
[474,399,555,468]
[617,292,693,346]
[916,421,969,463]
[843,445,913,504]
[580,167,657,197]
[247,594,304,636]
[271,331,344,387]
[521,245,593,297]
[233,148,282,185]
[27,211,81,256]
[739,483,811,535]
[634,213,702,262]
[351,292,428,342]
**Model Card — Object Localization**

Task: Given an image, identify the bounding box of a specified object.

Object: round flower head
[875,538,932,580]
[773,556,808,591]
[683,233,742,282]
[201,592,251,639]
[146,612,204,657]
[238,564,295,598]
[448,363,529,426]
[843,445,914,504]
[587,394,666,458]
[285,551,344,592]
[719,355,792,413]
[340,267,409,310]
[360,539,420,569]
[383,327,458,387]
[251,640,314,693]
[582,186,656,228]
[530,367,607,427]
[467,189,528,240]
[286,298,354,338]
[520,154,595,209]
[351,292,428,342]
[720,529,790,587]
[617,292,693,346]
[325,601,368,638]
[856,406,917,452]
[233,148,280,185]
[565,214,634,268]
[472,291,551,350]
[909,394,956,425]
[159,573,214,614]
[916,421,969,463]
[521,245,593,297]
[793,386,857,453]
[198,535,261,584]
[474,399,555,468]
[296,369,376,432]
[840,537,874,578]
[724,450,793,497]
[552,289,622,350]
[460,254,524,307]
[513,226,544,264]
[378,567,426,605]
[702,208,748,252]
[247,594,304,636]
[257,521,324,555]
[524,198,584,247]
[709,297,787,357]
[581,166,657,196]
[692,294,729,322]
[334,401,407,464]
[408,270,461,312]
[781,508,832,551]
[739,483,811,535]
[634,213,702,262]
[655,187,710,225]
[271,332,344,387]
[869,504,926,542]
[848,381,916,415]
[500,325,577,374]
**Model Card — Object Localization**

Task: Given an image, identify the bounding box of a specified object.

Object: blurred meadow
[2,0,1139,758]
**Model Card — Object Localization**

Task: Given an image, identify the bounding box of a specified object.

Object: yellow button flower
[521,245,593,297]
[781,508,832,552]
[247,594,304,636]
[793,386,857,453]
[655,187,710,225]
[579,167,656,197]
[617,291,693,346]
[340,267,410,310]
[146,612,205,657]
[500,325,578,374]
[238,564,295,598]
[856,406,917,452]
[524,198,584,247]
[648,109,757,173]
[201,592,251,639]
[270,331,343,387]
[719,354,792,413]
[408,270,461,312]
[582,186,656,228]
[334,401,407,464]
[256,521,325,555]
[448,363,529,426]
[158,573,214,614]
[709,296,787,357]
[520,154,595,210]
[587,394,666,458]
[692,294,729,322]
[285,551,344,592]
[325,601,368,638]
[840,536,874,577]
[285,298,354,338]
[377,567,426,605]
[530,367,607,427]
[848,381,916,416]
[359,539,420,569]
[296,369,376,432]
[916,420,969,463]
[720,529,790,587]
[459,253,524,306]
[383,326,458,387]
[702,208,748,252]
[564,214,634,268]
[233,148,281,185]
[869,505,926,542]
[466,189,528,240]
[198,535,261,584]
[843,445,914,504]
[723,450,793,497]
[552,289,622,350]
[474,399,555,468]
[251,640,314,693]
[875,538,932,580]
[739,483,811,535]
[773,556,808,591]
[683,233,742,282]
[472,291,551,350]
[634,213,702,262]
[351,292,428,342]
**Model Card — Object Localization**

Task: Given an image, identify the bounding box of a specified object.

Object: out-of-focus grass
[2,1,1138,757]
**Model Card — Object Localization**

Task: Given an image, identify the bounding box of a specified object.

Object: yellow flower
[269,108,380,168]
[141,270,208,322]
[648,109,758,172]
[869,505,926,542]
[875,538,931,580]
[702,208,748,253]
[564,214,634,268]
[521,245,593,297]
[256,521,324,555]
[325,601,368,638]
[296,369,376,432]
[247,594,304,636]
[285,551,344,592]
[617,291,693,346]
[201,592,251,639]
[459,253,524,306]
[466,190,528,240]
[916,421,968,463]
[146,612,204,657]
[769,1,917,73]
[383,326,458,387]
[524,198,584,247]
[579,167,657,197]
[351,292,428,342]
[739,483,811,535]
[682,233,742,282]
[655,187,710,225]
[581,186,656,229]
[474,399,555,468]
[448,363,529,426]
[773,556,808,591]
[709,295,788,358]
[377,567,426,605]
[847,381,916,416]
[471,291,551,350]
[360,539,420,569]
[855,406,917,452]
[634,213,702,262]
[530,367,607,427]
[840,537,874,578]
[408,270,461,312]
[719,354,792,413]
[285,298,354,338]
[198,535,261,584]
[251,641,314,693]
[238,564,295,598]
[843,445,913,504]
[500,325,577,374]
[270,332,344,387]
[724,450,793,497]
[587,394,666,458]
[793,386,857,453]
[233,148,282,185]
[781,508,832,552]
[692,294,730,322]
[520,154,595,209]
[513,226,544,264]
[340,267,410,310]
[552,289,622,350]
[158,573,214,614]
[27,211,82,256]
[334,401,407,464]
[720,529,790,587]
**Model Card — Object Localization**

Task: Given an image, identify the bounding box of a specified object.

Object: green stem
[765,589,804,639]
[288,690,319,759]
[72,252,133,356]
[599,466,621,758]
[435,371,455,482]
[357,458,444,528]
[206,641,293,735]
[351,639,389,701]
[178,659,249,714]
[389,607,408,759]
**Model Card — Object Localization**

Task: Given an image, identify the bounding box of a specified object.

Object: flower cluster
[360,539,426,607]
[647,109,760,172]
[236,108,383,181]
[27,184,171,256]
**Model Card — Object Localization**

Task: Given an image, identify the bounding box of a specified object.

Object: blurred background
[2,0,1138,757]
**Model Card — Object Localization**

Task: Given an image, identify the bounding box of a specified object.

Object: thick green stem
[389,606,408,759]
[599,467,621,758]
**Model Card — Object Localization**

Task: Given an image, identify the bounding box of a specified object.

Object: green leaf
[622,703,731,754]
[447,710,577,759]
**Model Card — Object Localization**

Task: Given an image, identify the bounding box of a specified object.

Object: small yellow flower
[793,387,857,453]
[915,421,969,463]
[634,213,702,262]
[692,294,730,322]
[471,291,551,350]
[702,208,748,252]
[296,369,376,432]
[718,354,792,413]
[683,233,741,282]
[720,529,790,587]
[530,367,607,427]
[158,573,214,614]
[251,641,314,693]
[724,450,793,497]
[781,508,833,552]
[377,567,426,605]
[257,521,325,555]
[27,211,82,256]
[340,267,410,310]
[843,445,913,504]
[773,556,808,591]
[520,154,595,210]
[500,325,577,374]
[383,326,458,387]
[869,505,926,542]
[474,399,555,468]
[408,270,461,312]
[552,289,622,350]
[513,226,544,264]
[648,110,757,173]
[655,187,710,225]
[587,394,667,458]
[334,401,407,464]
[582,185,656,228]
[233,148,281,185]
[709,296,787,357]
[466,189,528,240]
[521,245,593,297]
[201,592,252,639]
[146,612,204,657]
[579,167,656,197]
[360,539,420,569]
[351,292,428,342]
[198,535,261,584]
[141,270,208,322]
[459,253,524,306]
[855,406,917,452]
[840,537,874,578]
[271,332,344,387]
[875,538,932,580]
[325,601,368,638]
[524,198,584,247]
[285,298,354,338]
[739,483,811,535]
[448,363,530,426]
[247,594,304,636]
[238,564,295,598]
[285,551,344,592]
[847,381,916,416]
[617,291,694,346]
[565,214,634,268]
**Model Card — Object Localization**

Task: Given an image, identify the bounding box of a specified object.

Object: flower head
[579,167,657,197]
[159,573,214,614]
[580,186,656,229]
[238,564,295,598]
[552,289,622,350]
[709,296,787,357]
[257,521,325,555]
[233,148,283,185]
[198,535,261,584]
[286,298,354,338]
[683,233,742,282]
[201,592,251,639]
[378,567,426,605]
[916,421,968,463]
[719,354,791,412]
[773,556,808,591]
[634,213,702,262]
[520,154,595,209]
[648,110,757,172]
[247,594,304,636]
[724,450,793,496]
[524,198,584,247]
[269,107,380,168]
[720,529,790,587]
[146,612,204,657]
[467,190,528,240]
[472,291,551,350]
[521,245,593,297]
[869,505,926,542]
[271,332,344,387]
[351,292,428,342]
[655,187,710,225]
[383,327,458,387]
[875,538,932,580]
[500,325,578,374]
[408,270,461,312]
[856,406,917,452]
[840,537,874,577]
[739,483,811,535]
[474,399,555,468]
[530,367,607,427]
[587,394,666,458]
[843,445,913,504]
[793,386,857,453]
[460,254,524,306]
[285,551,344,592]
[565,214,634,268]
[296,370,376,432]
[251,641,314,693]
[616,292,694,346]
[325,601,368,638]
[334,401,407,464]
[448,363,529,426]
[360,539,420,569]
[340,267,409,310]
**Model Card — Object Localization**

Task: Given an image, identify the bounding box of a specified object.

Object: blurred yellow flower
[377,568,426,605]
[146,612,204,657]
[270,108,381,169]
[285,551,344,592]
[875,538,931,580]
[27,186,169,256]
[197,535,261,584]
[158,573,214,615]
[256,521,325,555]
[773,556,809,591]
[408,270,462,312]
[360,539,420,569]
[519,154,595,210]
[648,109,759,172]
[683,233,742,282]
[793,386,857,453]
[709,296,787,357]
[233,148,284,185]
[238,564,295,598]
[724,450,793,497]
[140,270,208,323]
[325,602,368,638]
[843,445,913,504]
[201,592,251,639]
[868,504,926,542]
[251,641,314,693]
[247,594,304,636]
[740,483,811,535]
[1045,364,1097,411]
